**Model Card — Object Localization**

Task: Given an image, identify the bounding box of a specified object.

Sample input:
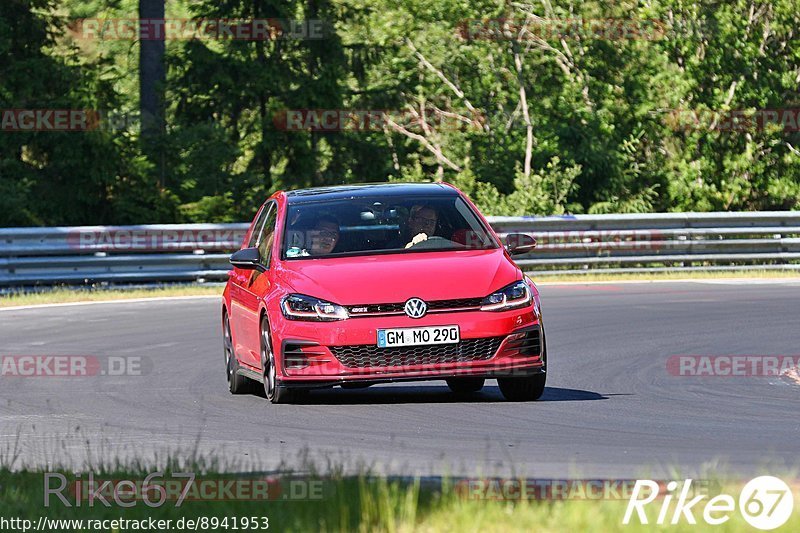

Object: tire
[498,325,547,401]
[261,317,301,404]
[497,373,546,401]
[446,377,485,393]
[224,313,249,394]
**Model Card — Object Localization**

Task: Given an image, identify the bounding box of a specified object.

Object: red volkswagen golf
[222,183,546,403]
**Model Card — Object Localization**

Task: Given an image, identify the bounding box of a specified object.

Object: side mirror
[505,233,537,256]
[230,247,267,272]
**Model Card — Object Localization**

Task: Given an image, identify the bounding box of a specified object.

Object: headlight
[480,281,532,311]
[281,294,349,321]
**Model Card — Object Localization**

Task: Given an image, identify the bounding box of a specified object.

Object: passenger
[307,215,340,255]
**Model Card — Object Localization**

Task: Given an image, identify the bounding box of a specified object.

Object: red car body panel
[277,248,519,304]
[222,184,544,388]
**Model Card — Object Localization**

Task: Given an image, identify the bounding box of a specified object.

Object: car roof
[283,182,457,204]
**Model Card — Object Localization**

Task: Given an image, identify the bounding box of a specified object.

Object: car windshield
[282,195,498,259]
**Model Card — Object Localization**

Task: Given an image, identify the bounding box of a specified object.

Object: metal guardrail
[1,213,800,286]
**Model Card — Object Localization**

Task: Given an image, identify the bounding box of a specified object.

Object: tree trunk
[139,0,166,187]
[254,0,273,192]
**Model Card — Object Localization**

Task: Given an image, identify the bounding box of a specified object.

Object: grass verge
[0,285,221,308]
[1,468,798,532]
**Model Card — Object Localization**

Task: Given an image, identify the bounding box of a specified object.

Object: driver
[386,204,438,249]
[404,204,438,248]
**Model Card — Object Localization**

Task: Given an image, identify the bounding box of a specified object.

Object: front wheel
[498,325,547,401]
[261,317,300,404]
[497,373,546,401]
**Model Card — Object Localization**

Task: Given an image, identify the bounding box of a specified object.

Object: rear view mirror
[505,233,537,256]
[230,247,266,272]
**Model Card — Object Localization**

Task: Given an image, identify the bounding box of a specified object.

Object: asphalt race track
[1,281,798,478]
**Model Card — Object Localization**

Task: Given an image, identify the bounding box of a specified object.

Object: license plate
[377,325,460,348]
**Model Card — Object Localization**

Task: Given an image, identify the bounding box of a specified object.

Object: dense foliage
[1,0,799,225]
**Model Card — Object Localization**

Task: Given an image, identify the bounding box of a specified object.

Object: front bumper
[272,306,544,386]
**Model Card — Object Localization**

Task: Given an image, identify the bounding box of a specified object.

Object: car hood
[277,248,520,304]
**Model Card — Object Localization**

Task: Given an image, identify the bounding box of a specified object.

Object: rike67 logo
[624,477,794,530]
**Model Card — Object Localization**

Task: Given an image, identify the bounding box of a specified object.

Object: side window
[247,204,269,248]
[256,203,278,267]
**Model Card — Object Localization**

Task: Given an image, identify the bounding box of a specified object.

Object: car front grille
[330,336,503,368]
[428,297,484,310]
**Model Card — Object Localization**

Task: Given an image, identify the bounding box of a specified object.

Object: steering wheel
[406,236,459,250]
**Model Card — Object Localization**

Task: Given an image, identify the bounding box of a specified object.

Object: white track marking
[536,278,800,286]
[0,295,221,312]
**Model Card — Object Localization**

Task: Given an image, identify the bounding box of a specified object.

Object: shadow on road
[539,387,620,402]
[261,385,615,405]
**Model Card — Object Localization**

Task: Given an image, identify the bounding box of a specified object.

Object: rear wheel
[446,377,485,393]
[261,317,301,404]
[224,313,249,394]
